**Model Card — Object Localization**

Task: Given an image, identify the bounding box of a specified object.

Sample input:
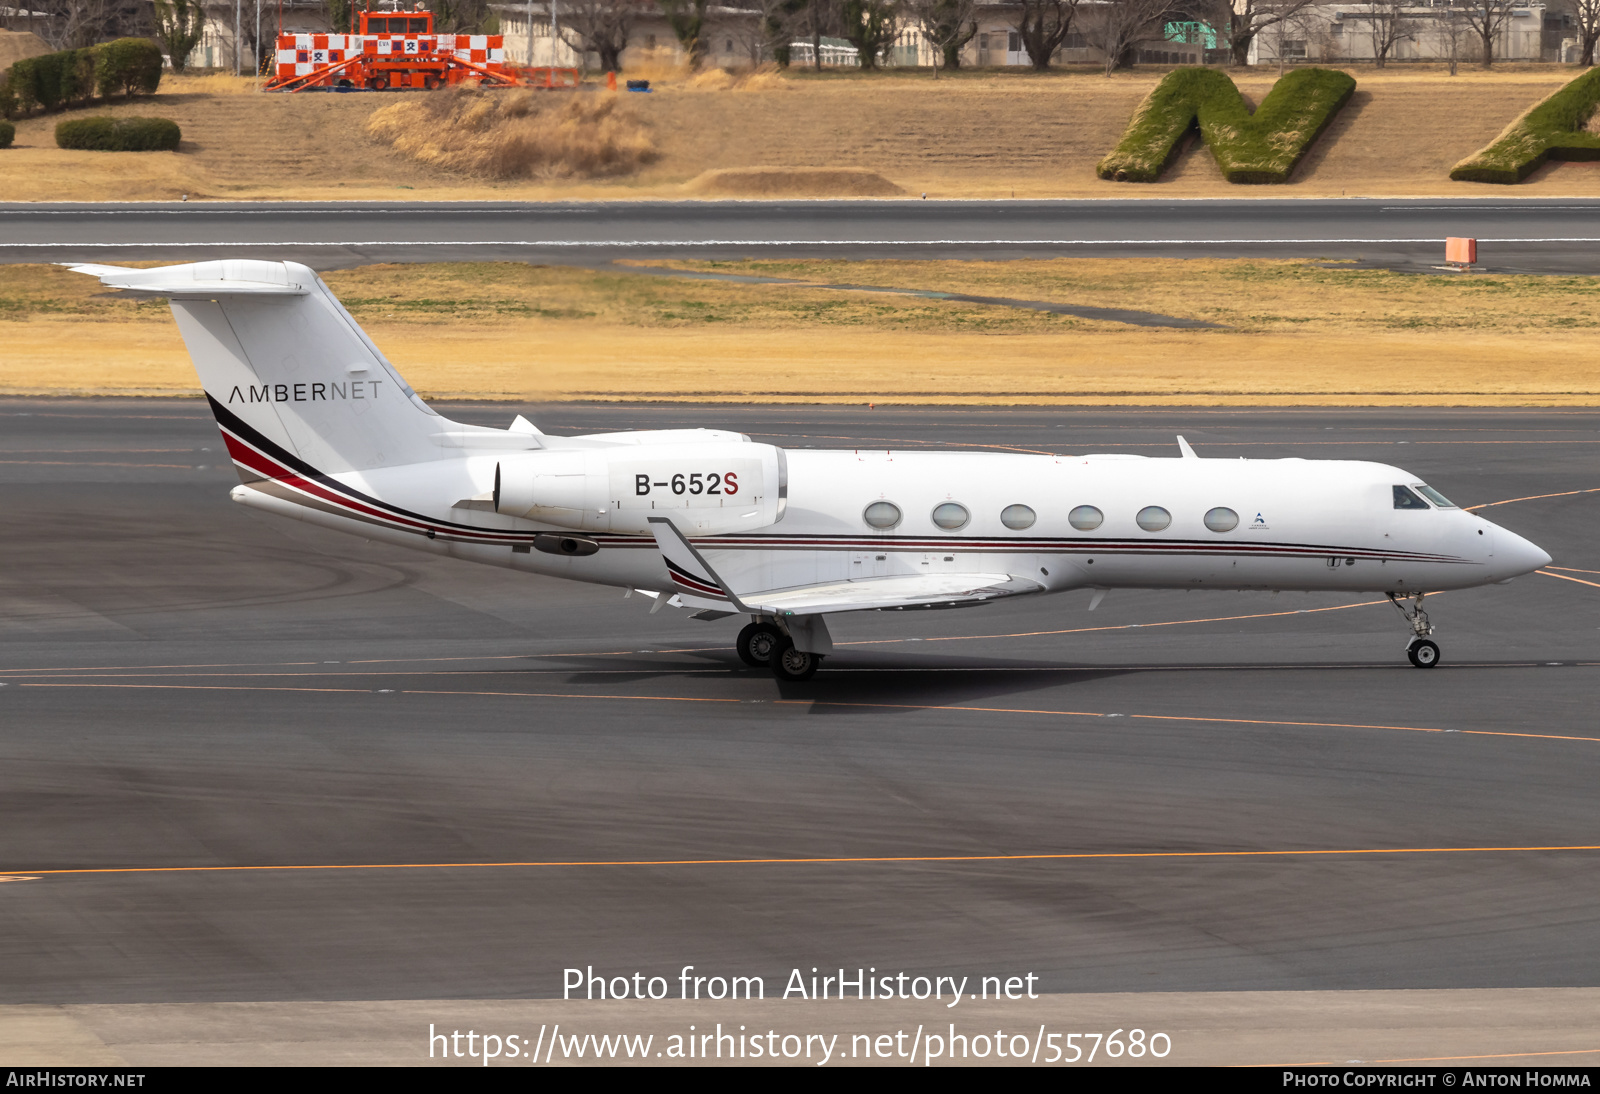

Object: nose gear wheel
[1389,592,1440,668]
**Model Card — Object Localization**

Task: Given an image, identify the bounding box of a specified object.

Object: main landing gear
[736,619,823,681]
[1388,591,1440,669]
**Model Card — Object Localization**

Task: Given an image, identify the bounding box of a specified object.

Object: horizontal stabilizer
[68,260,312,297]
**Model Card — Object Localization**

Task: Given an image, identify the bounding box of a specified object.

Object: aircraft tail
[70,260,445,477]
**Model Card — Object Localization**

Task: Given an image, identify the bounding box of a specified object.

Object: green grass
[1096,67,1357,184]
[1450,68,1600,184]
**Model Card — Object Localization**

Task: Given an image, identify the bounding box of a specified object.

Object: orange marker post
[1445,237,1477,269]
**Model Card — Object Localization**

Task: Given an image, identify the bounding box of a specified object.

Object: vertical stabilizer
[70,260,443,476]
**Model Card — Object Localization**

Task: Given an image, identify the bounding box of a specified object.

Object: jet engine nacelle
[495,442,787,535]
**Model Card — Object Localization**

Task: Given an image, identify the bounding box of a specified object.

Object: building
[1248,2,1549,65]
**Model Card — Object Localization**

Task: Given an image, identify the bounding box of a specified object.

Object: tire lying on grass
[55,115,180,151]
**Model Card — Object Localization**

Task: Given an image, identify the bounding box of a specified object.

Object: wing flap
[746,573,1043,615]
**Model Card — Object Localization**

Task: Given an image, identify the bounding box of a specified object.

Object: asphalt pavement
[7,198,1600,270]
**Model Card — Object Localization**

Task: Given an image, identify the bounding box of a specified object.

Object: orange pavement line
[1548,566,1600,575]
[1466,487,1600,511]
[0,661,320,676]
[14,845,1600,879]
[19,681,1600,746]
[1540,570,1600,590]
[840,599,1392,646]
[790,700,1600,745]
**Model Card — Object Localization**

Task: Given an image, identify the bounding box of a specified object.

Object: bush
[56,115,181,151]
[0,38,161,120]
[1097,67,1357,185]
[0,121,13,149]
[94,38,164,100]
[1450,69,1600,184]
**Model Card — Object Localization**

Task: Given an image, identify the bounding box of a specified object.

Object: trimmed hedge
[0,121,13,149]
[1097,67,1357,185]
[56,116,181,151]
[1450,68,1600,184]
[0,38,162,120]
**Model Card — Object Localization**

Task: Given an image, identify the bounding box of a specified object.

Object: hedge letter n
[1097,68,1357,185]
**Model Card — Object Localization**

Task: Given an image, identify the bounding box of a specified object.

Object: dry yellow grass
[683,166,903,196]
[366,89,656,179]
[0,67,1594,200]
[4,259,1596,405]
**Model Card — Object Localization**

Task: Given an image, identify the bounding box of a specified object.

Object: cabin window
[1393,485,1430,510]
[932,502,970,530]
[1414,484,1457,509]
[1204,506,1238,532]
[863,501,902,529]
[408,17,429,31]
[1068,504,1103,530]
[1000,504,1036,530]
[1136,505,1171,531]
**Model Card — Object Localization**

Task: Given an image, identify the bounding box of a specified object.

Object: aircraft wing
[647,517,1044,616]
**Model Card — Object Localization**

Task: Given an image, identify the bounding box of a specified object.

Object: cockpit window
[1414,483,1457,509]
[1393,485,1430,510]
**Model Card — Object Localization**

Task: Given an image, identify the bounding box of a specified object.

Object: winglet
[1176,435,1198,459]
[647,517,752,613]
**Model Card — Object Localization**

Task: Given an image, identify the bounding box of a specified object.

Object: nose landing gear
[1388,592,1441,668]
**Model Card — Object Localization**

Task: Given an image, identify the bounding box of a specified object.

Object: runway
[7,198,1600,270]
[1,398,1596,1024]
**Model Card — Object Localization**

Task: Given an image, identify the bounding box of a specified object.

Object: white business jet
[70,260,1552,680]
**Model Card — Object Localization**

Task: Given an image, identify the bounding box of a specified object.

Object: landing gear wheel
[736,621,782,667]
[370,75,388,90]
[770,637,821,682]
[1407,638,1441,669]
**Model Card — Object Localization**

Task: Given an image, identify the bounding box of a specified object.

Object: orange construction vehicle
[265,3,578,93]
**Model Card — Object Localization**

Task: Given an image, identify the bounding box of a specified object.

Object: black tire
[1407,638,1441,668]
[370,75,388,91]
[736,622,782,667]
[770,637,821,682]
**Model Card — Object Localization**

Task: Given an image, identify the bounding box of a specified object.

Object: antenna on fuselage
[1176,435,1197,459]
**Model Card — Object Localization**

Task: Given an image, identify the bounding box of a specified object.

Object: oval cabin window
[1204,507,1239,532]
[1136,506,1171,532]
[863,501,902,529]
[1000,504,1036,530]
[931,502,970,530]
[1068,505,1103,531]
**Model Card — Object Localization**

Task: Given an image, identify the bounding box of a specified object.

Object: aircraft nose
[1490,526,1553,581]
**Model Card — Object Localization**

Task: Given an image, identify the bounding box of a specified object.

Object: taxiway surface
[1,400,1596,1005]
[6,199,1600,271]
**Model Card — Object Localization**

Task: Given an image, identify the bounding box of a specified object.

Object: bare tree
[905,0,976,74]
[1456,0,1515,67]
[1362,0,1410,66]
[1211,0,1316,66]
[1012,0,1083,70]
[557,0,637,70]
[745,0,806,65]
[660,0,710,68]
[36,0,117,50]
[1571,0,1600,64]
[153,0,205,71]
[839,0,900,68]
[1435,2,1467,73]
[1085,0,1169,74]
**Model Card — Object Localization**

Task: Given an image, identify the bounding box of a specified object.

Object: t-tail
[69,260,449,479]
